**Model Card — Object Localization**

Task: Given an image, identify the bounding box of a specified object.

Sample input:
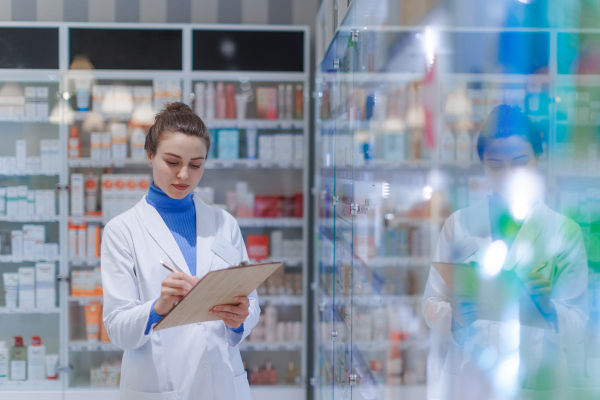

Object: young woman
[422,105,588,400]
[101,103,259,400]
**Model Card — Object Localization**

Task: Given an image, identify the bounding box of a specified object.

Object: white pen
[160,260,179,273]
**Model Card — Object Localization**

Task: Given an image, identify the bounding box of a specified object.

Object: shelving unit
[0,23,309,400]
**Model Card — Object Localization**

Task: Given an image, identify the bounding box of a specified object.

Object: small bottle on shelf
[283,361,299,385]
[0,341,8,382]
[27,336,45,381]
[216,82,226,120]
[294,84,303,120]
[205,82,215,120]
[68,126,81,159]
[10,336,27,381]
[225,84,236,119]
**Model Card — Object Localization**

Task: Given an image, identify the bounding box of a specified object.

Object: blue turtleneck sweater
[144,183,243,339]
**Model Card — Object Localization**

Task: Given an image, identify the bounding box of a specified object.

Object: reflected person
[422,105,588,400]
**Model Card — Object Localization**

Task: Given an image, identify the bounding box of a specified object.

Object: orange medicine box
[246,235,270,262]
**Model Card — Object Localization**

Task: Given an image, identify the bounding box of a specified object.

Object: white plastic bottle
[27,336,45,381]
[205,82,215,120]
[130,128,146,160]
[0,342,8,381]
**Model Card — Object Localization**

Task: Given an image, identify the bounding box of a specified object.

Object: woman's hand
[154,272,199,316]
[210,296,250,329]
[451,296,488,328]
[523,271,554,314]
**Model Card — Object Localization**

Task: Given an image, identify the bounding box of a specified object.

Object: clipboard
[154,261,282,331]
[432,262,551,330]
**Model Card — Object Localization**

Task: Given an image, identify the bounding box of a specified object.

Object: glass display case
[0,24,309,400]
[313,1,600,400]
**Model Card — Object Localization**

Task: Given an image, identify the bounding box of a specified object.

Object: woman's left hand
[210,296,250,329]
[523,271,554,314]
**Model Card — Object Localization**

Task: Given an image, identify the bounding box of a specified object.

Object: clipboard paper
[432,262,550,330]
[154,262,281,331]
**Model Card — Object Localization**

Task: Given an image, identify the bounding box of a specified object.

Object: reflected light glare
[501,318,521,352]
[423,186,433,200]
[382,182,390,198]
[483,240,508,276]
[517,0,533,3]
[512,192,529,220]
[384,213,394,220]
[478,347,498,370]
[424,26,437,65]
[495,354,520,397]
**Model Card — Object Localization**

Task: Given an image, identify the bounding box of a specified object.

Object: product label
[10,360,26,380]
[0,352,7,378]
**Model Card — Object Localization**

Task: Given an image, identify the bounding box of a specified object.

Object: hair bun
[163,102,193,114]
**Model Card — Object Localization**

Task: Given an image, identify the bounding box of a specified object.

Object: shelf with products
[191,80,305,123]
[239,342,304,351]
[0,380,63,390]
[0,307,60,314]
[67,215,303,228]
[68,341,121,352]
[68,295,304,307]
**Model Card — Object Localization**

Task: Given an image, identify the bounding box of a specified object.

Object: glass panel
[315,1,600,400]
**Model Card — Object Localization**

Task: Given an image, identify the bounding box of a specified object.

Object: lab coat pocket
[232,372,251,400]
[121,387,177,400]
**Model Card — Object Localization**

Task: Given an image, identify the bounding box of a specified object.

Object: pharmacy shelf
[365,257,432,268]
[0,215,59,222]
[205,159,303,169]
[69,296,103,305]
[66,386,306,400]
[74,112,305,129]
[69,257,302,267]
[67,158,148,168]
[0,172,59,177]
[258,295,303,305]
[67,157,303,170]
[0,116,50,123]
[237,218,303,228]
[0,380,62,390]
[239,341,303,351]
[253,257,303,267]
[0,307,60,314]
[68,216,304,228]
[68,341,122,352]
[69,295,303,306]
[69,258,100,266]
[68,215,103,223]
[204,119,305,130]
[0,256,60,263]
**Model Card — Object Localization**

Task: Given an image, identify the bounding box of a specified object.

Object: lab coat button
[203,364,208,370]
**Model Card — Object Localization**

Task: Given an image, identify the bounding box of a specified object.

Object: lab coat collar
[133,196,192,276]
[502,200,550,274]
[133,195,219,279]
[192,195,216,279]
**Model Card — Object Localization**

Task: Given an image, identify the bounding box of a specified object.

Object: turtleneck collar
[146,182,194,211]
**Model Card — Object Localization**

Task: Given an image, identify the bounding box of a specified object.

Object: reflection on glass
[423,105,588,399]
[315,1,600,400]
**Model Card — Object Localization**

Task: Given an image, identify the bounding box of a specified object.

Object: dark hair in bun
[144,102,210,157]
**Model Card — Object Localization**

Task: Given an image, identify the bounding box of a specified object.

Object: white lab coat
[101,195,260,400]
[422,198,588,400]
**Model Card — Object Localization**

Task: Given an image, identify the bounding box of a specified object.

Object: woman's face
[482,135,538,200]
[147,131,208,199]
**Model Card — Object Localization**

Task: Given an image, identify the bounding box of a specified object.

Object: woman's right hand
[154,272,199,316]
